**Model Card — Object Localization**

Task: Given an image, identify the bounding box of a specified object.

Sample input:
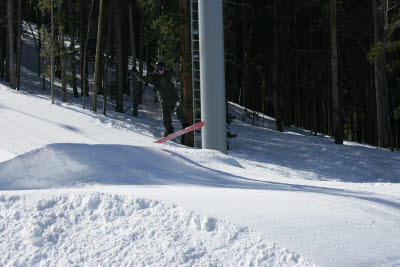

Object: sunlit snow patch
[0,192,314,266]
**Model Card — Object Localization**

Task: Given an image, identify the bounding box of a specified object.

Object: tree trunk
[138,9,144,106]
[330,0,343,144]
[5,22,9,83]
[103,8,112,116]
[114,0,124,113]
[41,15,45,91]
[59,4,67,102]
[372,0,388,148]
[180,0,194,147]
[51,0,55,103]
[55,27,61,79]
[272,0,283,132]
[129,2,139,116]
[69,0,78,97]
[312,92,318,135]
[82,0,94,109]
[16,0,21,91]
[281,20,293,127]
[38,16,42,77]
[362,101,366,143]
[322,102,327,134]
[369,73,376,145]
[395,118,399,148]
[121,24,129,97]
[7,0,16,89]
[1,22,5,80]
[80,0,88,97]
[41,20,45,91]
[241,1,249,108]
[382,5,394,150]
[93,0,104,112]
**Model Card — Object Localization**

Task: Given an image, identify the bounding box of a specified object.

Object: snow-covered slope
[1,24,400,266]
[1,191,312,266]
[0,81,316,266]
[2,81,400,267]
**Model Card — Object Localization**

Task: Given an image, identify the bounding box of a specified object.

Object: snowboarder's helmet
[155,61,166,71]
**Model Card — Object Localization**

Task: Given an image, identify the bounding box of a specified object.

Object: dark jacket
[134,70,178,106]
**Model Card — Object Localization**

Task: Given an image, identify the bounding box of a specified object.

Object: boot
[181,122,190,130]
[181,134,186,145]
[163,130,174,137]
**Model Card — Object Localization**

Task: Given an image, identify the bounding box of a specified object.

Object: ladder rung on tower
[190,0,202,148]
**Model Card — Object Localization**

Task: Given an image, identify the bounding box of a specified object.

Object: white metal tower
[198,0,227,154]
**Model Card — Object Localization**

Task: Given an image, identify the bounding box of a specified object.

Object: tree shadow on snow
[228,121,400,184]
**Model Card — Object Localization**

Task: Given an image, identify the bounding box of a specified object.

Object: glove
[176,101,180,107]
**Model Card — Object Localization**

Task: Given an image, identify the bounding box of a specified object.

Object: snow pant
[161,103,189,135]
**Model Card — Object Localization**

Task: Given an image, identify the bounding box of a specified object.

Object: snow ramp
[0,143,254,190]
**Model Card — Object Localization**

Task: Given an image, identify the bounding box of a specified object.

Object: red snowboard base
[154,121,205,144]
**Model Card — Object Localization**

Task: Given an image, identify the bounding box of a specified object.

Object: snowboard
[154,121,205,144]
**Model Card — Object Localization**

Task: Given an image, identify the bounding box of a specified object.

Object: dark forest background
[1,0,399,149]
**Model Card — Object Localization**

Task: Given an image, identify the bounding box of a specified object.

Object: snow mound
[0,192,314,266]
[0,143,251,190]
[176,148,244,169]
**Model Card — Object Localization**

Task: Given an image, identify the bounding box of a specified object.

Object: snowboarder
[131,61,189,137]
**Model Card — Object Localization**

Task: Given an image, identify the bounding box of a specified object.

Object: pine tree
[80,0,89,98]
[103,8,112,116]
[0,1,4,81]
[59,3,67,102]
[51,0,55,103]
[128,0,138,116]
[114,0,124,113]
[330,0,343,144]
[16,0,22,91]
[272,0,283,132]
[7,0,16,89]
[69,0,78,98]
[93,0,104,112]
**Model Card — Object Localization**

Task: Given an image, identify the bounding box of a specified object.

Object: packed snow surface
[0,23,400,266]
[0,192,311,266]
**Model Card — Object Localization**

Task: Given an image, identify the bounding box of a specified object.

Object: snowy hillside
[1,78,400,267]
[1,23,400,266]
[0,84,316,267]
